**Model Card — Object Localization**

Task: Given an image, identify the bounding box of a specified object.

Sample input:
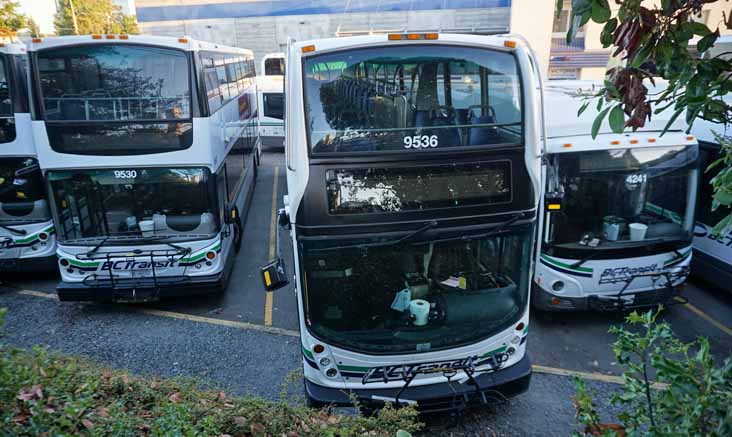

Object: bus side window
[224,151,245,203]
[698,146,727,226]
[215,56,230,102]
[202,55,222,113]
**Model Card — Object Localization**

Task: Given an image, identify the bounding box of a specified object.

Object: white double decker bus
[533,82,699,311]
[256,53,285,148]
[263,33,543,412]
[29,35,260,301]
[0,42,56,273]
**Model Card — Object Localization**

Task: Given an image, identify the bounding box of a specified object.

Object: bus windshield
[0,158,50,224]
[545,145,698,250]
[303,45,523,154]
[48,167,219,243]
[37,44,193,155]
[299,225,532,354]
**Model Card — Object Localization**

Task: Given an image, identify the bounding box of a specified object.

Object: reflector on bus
[387,33,439,41]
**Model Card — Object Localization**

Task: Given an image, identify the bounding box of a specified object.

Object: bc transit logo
[101,260,177,271]
[600,264,659,283]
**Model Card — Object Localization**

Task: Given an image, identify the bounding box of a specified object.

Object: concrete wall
[140,7,512,67]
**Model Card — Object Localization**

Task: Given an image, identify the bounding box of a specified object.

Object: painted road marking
[675,296,732,337]
[5,288,649,387]
[264,166,280,327]
[12,288,301,338]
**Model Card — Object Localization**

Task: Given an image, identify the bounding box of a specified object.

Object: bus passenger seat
[153,213,216,235]
[468,109,500,146]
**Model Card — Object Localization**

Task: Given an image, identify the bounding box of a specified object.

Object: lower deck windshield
[300,226,532,354]
[0,158,50,224]
[48,167,219,244]
[544,145,698,253]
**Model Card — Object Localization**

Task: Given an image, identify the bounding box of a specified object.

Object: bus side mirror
[225,204,239,225]
[277,208,290,229]
[261,258,288,291]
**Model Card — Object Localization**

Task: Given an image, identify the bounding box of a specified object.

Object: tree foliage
[54,0,139,36]
[0,0,27,37]
[573,308,732,436]
[561,0,732,233]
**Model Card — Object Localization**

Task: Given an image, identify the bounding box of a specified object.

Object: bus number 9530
[114,170,138,179]
[404,135,438,149]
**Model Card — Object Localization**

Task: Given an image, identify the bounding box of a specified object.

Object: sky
[18,0,58,35]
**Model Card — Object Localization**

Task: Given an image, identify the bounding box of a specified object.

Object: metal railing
[43,95,190,122]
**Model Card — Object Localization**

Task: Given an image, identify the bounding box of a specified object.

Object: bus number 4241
[404,135,438,149]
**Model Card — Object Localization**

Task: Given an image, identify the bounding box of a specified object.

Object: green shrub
[0,307,421,436]
[573,308,732,436]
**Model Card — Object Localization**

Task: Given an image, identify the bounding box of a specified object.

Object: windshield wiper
[132,236,191,253]
[310,220,439,253]
[459,213,526,242]
[86,236,112,257]
[0,223,27,235]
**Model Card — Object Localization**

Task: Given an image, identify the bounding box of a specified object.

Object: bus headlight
[325,368,338,378]
[59,258,70,267]
[552,281,565,292]
[319,357,331,367]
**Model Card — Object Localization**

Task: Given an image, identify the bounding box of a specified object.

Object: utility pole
[68,0,79,35]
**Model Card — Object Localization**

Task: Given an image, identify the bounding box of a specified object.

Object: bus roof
[543,80,695,153]
[0,41,26,55]
[292,32,523,55]
[27,34,253,57]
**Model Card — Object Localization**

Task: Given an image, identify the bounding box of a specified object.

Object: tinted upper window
[304,45,523,154]
[264,57,284,76]
[0,55,16,144]
[0,157,49,223]
[38,44,191,122]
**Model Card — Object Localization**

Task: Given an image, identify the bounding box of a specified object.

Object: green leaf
[713,190,732,207]
[590,0,611,23]
[712,214,731,236]
[555,0,564,19]
[591,106,612,139]
[697,30,719,53]
[687,21,712,37]
[600,18,618,47]
[578,100,590,116]
[608,105,625,133]
[661,107,685,136]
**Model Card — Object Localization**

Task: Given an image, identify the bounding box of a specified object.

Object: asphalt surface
[1,148,732,435]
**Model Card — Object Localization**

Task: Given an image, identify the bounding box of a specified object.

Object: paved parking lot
[2,150,732,434]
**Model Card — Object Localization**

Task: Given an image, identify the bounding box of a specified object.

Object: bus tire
[233,210,243,254]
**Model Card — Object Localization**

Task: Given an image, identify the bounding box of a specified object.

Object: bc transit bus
[262,33,544,412]
[691,35,732,293]
[257,53,285,148]
[0,42,56,273]
[533,82,699,311]
[29,35,260,301]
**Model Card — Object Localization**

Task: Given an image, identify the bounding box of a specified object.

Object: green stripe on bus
[664,248,691,266]
[540,254,593,273]
[302,346,314,360]
[336,364,369,372]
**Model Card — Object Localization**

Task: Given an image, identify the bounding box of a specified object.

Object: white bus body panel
[256,75,284,140]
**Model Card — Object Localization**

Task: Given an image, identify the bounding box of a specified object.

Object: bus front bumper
[304,353,531,414]
[56,272,226,302]
[0,255,57,273]
[532,283,680,312]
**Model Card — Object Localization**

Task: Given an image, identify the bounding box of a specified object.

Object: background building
[132,0,730,78]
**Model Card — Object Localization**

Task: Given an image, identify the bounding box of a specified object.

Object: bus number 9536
[404,135,438,149]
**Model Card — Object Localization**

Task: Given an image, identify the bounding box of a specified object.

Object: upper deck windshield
[300,225,532,354]
[303,44,523,154]
[264,57,284,76]
[0,55,16,143]
[36,44,193,155]
[48,168,219,244]
[0,158,50,224]
[544,145,698,254]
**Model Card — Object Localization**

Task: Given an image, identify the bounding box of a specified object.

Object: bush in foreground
[0,309,420,436]
[573,308,732,436]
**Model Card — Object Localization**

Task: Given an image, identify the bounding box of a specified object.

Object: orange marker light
[178,38,188,43]
[425,33,439,40]
[388,34,403,40]
[119,34,129,40]
[611,140,621,145]
[31,38,42,43]
[687,135,695,141]
[106,34,115,39]
[563,143,572,148]
[407,33,421,40]
[648,138,657,143]
[91,34,102,40]
[301,44,315,53]
[313,344,325,354]
[504,40,517,48]
[630,139,639,144]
